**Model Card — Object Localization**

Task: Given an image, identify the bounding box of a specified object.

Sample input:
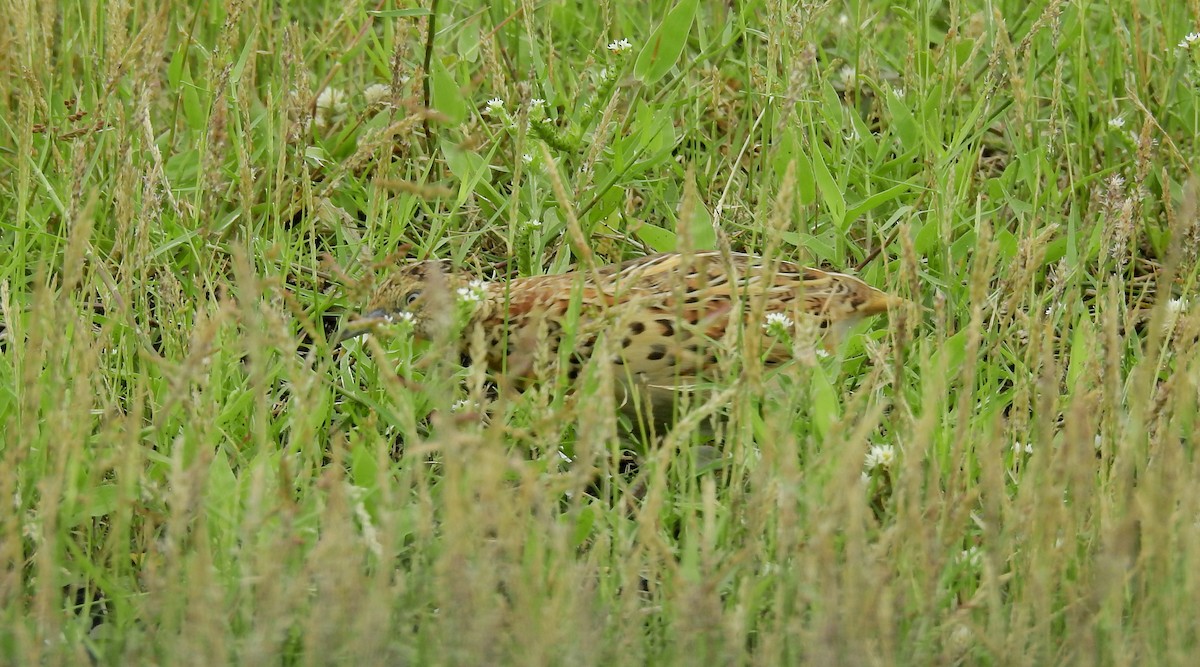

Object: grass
[2,0,1200,663]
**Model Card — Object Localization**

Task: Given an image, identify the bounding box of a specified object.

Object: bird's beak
[333,309,390,346]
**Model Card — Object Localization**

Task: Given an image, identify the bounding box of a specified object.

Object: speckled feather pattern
[352,251,904,390]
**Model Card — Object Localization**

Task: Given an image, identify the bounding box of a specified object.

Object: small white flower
[522,153,533,164]
[529,98,545,108]
[524,219,542,229]
[958,546,982,565]
[763,312,794,335]
[314,87,349,130]
[364,83,392,106]
[1179,32,1200,49]
[1108,115,1126,129]
[864,445,896,471]
[315,87,348,113]
[456,279,489,304]
[349,486,382,557]
[837,14,850,27]
[1012,442,1033,455]
[892,86,905,98]
[815,348,832,359]
[607,38,633,53]
[450,399,476,412]
[839,65,857,87]
[485,98,505,115]
[1160,297,1188,335]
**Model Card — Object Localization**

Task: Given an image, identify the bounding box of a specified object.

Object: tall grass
[2,0,1199,663]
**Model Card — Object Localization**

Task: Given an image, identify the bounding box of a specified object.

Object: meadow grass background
[3,0,1200,663]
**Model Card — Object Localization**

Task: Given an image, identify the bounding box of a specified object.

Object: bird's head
[335,260,470,344]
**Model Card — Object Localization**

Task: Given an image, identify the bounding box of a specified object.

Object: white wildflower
[349,486,382,557]
[363,83,392,106]
[839,65,857,87]
[1160,297,1188,335]
[522,153,533,164]
[456,279,489,303]
[1108,115,1125,129]
[314,87,348,130]
[763,312,794,335]
[607,38,633,53]
[390,311,416,325]
[484,98,505,115]
[1012,442,1033,455]
[958,546,982,565]
[530,98,545,108]
[1179,32,1200,49]
[315,87,348,113]
[864,444,896,471]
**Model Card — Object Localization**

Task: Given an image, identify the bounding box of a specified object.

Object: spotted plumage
[338,251,906,426]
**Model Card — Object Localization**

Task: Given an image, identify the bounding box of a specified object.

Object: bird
[336,251,906,431]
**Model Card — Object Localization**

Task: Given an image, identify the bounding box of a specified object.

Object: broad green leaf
[887,90,921,150]
[634,0,699,84]
[808,364,840,439]
[809,144,846,227]
[846,183,912,222]
[634,222,677,252]
[442,141,488,208]
[65,484,120,527]
[931,330,968,378]
[430,57,467,124]
[678,200,716,250]
[779,231,838,264]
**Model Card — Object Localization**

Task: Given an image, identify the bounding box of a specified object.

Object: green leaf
[442,141,488,208]
[571,506,597,549]
[634,223,677,252]
[679,200,716,250]
[809,143,846,227]
[808,364,840,439]
[887,90,921,150]
[931,331,968,378]
[430,57,467,125]
[779,231,838,264]
[634,0,699,84]
[66,484,120,527]
[846,183,912,222]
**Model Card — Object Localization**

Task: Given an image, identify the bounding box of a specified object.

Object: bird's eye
[405,291,421,305]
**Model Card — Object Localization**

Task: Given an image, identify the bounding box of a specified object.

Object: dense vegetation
[2,0,1199,663]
